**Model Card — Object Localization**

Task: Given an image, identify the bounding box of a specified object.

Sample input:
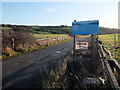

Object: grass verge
[2,38,72,60]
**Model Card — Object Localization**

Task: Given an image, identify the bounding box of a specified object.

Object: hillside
[1,24,120,60]
[99,27,119,35]
[1,24,72,34]
[1,24,73,59]
[1,24,119,35]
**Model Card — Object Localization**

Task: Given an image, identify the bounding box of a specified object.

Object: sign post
[73,20,76,61]
[72,20,99,61]
[73,35,75,61]
[90,35,93,61]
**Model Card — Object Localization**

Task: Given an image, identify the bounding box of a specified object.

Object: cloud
[46,8,56,12]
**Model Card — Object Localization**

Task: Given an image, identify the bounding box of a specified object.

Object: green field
[98,34,120,62]
[1,27,11,30]
[33,34,68,38]
[2,25,72,34]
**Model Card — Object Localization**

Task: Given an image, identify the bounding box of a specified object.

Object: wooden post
[12,39,14,50]
[57,36,58,41]
[114,29,117,59]
[108,60,115,73]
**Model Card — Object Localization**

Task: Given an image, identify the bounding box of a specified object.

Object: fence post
[11,39,14,50]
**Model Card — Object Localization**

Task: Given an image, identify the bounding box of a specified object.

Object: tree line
[1,24,72,34]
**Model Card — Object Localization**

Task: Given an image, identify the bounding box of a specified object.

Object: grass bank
[98,34,120,62]
[2,36,72,60]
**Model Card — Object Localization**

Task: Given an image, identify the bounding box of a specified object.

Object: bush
[2,29,38,58]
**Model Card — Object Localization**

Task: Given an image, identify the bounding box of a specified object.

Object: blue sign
[72,20,99,35]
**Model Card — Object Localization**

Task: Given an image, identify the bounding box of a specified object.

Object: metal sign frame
[72,20,99,61]
[72,20,99,35]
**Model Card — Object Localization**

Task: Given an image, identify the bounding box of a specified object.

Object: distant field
[27,26,72,34]
[33,34,68,38]
[98,34,120,62]
[1,27,11,30]
[33,34,90,40]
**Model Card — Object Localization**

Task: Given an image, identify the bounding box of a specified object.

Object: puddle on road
[56,50,61,54]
